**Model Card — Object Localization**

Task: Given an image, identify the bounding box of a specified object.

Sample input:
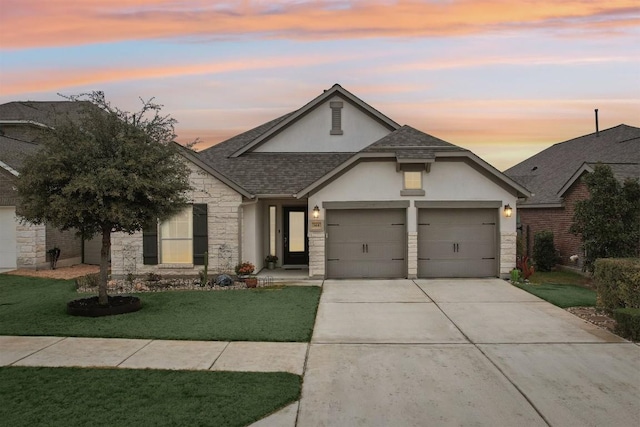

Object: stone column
[500,232,517,278]
[308,231,325,279]
[407,231,418,278]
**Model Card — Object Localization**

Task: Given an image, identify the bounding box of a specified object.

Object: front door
[283,207,308,265]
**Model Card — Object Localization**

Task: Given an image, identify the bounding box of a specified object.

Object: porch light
[504,204,513,218]
[313,205,320,219]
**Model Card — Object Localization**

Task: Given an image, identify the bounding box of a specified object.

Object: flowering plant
[265,254,278,263]
[235,262,255,276]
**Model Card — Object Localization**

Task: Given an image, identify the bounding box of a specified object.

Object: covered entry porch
[241,198,311,273]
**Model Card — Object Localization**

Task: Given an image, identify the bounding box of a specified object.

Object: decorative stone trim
[407,232,418,278]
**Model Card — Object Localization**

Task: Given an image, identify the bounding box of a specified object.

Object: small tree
[16,92,192,305]
[571,164,640,272]
[533,231,557,272]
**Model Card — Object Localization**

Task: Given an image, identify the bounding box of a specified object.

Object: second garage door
[418,208,497,278]
[326,209,406,279]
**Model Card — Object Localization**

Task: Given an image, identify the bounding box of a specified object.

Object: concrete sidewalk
[0,336,307,375]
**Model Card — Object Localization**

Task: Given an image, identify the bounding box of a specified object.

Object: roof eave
[295,152,396,197]
[173,143,254,199]
[557,162,594,197]
[517,203,564,209]
[0,160,20,176]
[437,151,532,198]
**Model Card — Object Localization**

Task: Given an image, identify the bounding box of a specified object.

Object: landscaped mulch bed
[566,306,616,333]
[3,264,100,280]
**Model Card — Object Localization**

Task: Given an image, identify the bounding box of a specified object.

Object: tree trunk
[98,226,111,305]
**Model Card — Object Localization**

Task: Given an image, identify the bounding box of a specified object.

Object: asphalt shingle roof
[504,124,640,206]
[0,135,39,170]
[198,112,353,195]
[198,122,470,195]
[0,101,89,127]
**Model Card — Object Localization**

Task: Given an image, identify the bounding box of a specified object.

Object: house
[111,84,528,279]
[504,124,640,268]
[0,101,101,270]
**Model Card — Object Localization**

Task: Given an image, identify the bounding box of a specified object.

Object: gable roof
[295,125,530,198]
[504,124,640,207]
[198,110,354,196]
[229,84,400,157]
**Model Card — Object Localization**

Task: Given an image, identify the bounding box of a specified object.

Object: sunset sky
[1,0,638,171]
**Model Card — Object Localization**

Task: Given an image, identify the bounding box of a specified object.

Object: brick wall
[519,178,589,267]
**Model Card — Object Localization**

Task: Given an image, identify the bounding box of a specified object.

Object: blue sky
[1,0,639,170]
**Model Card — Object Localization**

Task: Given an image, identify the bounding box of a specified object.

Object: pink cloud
[1,1,638,49]
[0,53,359,96]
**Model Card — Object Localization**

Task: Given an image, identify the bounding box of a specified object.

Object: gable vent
[330,101,343,135]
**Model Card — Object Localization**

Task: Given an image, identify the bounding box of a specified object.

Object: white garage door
[326,209,406,279]
[0,207,18,270]
[418,208,497,278]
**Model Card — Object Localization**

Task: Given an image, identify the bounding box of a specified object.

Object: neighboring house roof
[504,124,640,207]
[0,101,88,128]
[0,135,39,173]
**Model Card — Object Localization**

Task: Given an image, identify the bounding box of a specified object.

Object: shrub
[533,231,557,272]
[613,308,640,341]
[593,258,640,312]
[75,273,100,290]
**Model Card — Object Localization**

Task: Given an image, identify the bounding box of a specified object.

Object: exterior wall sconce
[313,205,320,219]
[504,204,513,218]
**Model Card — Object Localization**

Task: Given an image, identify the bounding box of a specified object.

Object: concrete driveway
[298,279,639,427]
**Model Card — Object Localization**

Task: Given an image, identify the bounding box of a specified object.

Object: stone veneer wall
[16,222,46,269]
[308,230,325,278]
[407,232,417,279]
[500,232,517,278]
[111,161,243,277]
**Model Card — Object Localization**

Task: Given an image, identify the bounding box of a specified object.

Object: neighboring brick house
[504,124,640,269]
[0,101,100,270]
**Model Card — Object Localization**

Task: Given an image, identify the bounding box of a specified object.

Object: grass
[528,270,592,288]
[514,271,596,308]
[0,366,300,427]
[0,275,321,341]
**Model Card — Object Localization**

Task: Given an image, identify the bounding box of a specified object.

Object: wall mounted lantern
[313,205,320,219]
[504,204,513,218]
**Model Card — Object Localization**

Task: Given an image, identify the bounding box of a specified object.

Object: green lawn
[0,275,321,341]
[0,366,300,427]
[515,271,596,308]
[528,270,592,287]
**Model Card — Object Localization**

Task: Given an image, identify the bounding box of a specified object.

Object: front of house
[111,84,529,279]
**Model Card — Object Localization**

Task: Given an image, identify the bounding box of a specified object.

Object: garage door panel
[418,208,497,278]
[326,209,406,279]
[0,207,18,270]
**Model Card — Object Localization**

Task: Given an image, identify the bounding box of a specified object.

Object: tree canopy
[16,92,193,304]
[571,163,640,272]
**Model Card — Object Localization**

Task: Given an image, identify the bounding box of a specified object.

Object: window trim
[401,171,425,196]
